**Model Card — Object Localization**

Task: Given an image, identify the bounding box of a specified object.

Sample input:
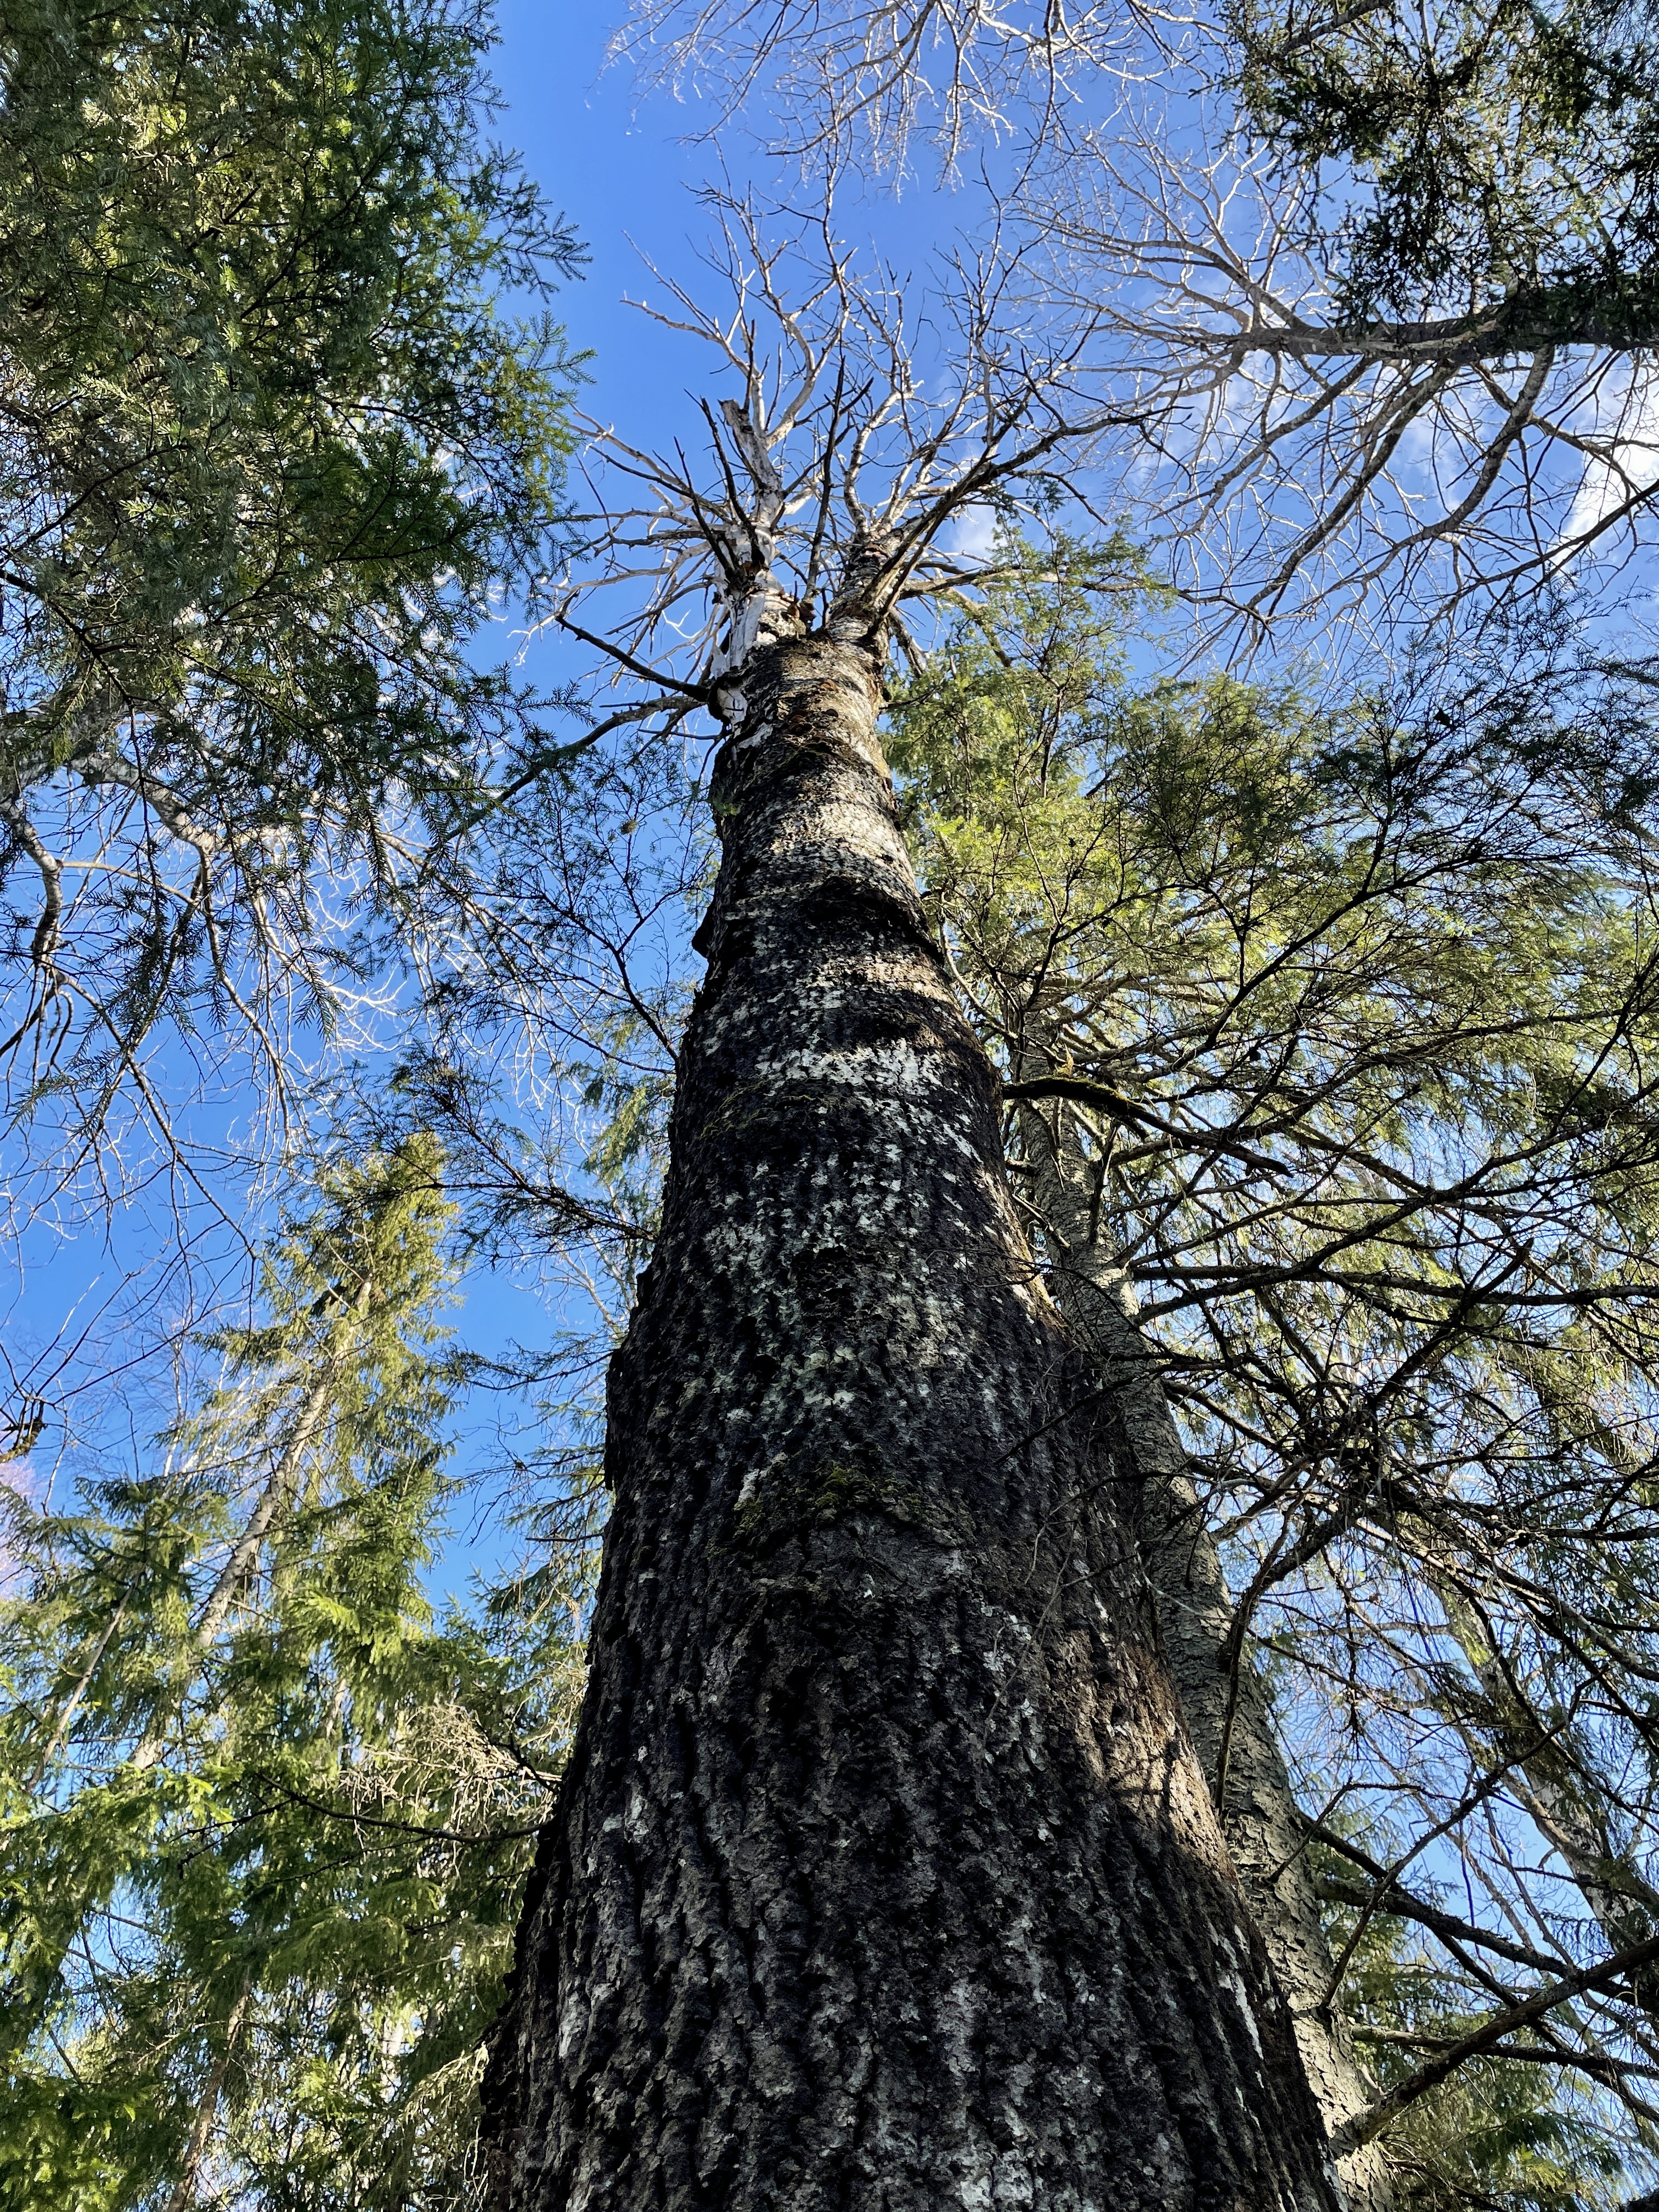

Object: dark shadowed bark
[1015,1089,1393,2212]
[479,597,1343,2210]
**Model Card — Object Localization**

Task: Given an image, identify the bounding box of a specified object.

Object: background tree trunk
[1429,1572,1659,1988]
[481,619,1342,2211]
[1015,1086,1394,2212]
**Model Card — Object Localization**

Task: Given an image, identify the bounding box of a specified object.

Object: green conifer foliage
[1319,1853,1627,2212]
[0,0,583,1109]
[0,1135,582,2209]
[885,540,1659,2201]
[1231,0,1659,336]
[887,539,1659,1537]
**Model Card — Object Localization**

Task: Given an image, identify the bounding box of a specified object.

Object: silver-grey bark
[479,600,1343,2211]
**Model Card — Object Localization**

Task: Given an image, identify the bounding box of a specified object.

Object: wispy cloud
[1562,362,1659,550]
[945,503,998,560]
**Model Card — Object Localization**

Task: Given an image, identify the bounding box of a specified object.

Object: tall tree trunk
[481,614,1342,2210]
[1014,1087,1393,2212]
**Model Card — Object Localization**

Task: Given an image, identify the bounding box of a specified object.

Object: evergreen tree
[0,0,582,1120]
[1319,1848,1628,2212]
[883,537,1659,2200]
[0,1135,586,2209]
[1230,0,1659,343]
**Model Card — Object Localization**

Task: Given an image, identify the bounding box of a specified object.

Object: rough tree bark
[1014,1087,1393,2212]
[479,581,1344,2210]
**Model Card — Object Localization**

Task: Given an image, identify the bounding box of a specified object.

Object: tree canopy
[1232,0,1659,343]
[0,1137,586,2209]
[0,0,582,1143]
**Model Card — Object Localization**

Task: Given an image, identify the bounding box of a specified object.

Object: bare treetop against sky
[514,0,1659,648]
[119,0,1584,727]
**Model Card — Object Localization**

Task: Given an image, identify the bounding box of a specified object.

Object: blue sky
[493,2,710,464]
[0,15,725,1598]
[486,0,1000,581]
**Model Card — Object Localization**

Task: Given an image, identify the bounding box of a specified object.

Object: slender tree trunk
[25,1595,129,1792]
[163,1973,252,2212]
[189,1365,336,1651]
[1015,1087,1393,2212]
[1430,1575,1659,1977]
[131,1295,362,1773]
[482,617,1341,2210]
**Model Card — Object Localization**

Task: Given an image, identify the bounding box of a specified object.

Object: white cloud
[944,503,998,560]
[1562,362,1659,550]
